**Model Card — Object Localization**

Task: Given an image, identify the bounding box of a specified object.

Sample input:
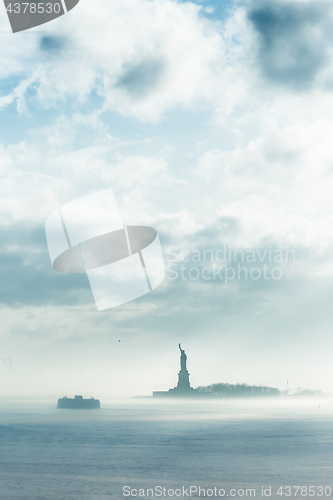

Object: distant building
[153,344,199,397]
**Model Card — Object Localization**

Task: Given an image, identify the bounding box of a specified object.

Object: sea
[0,398,332,500]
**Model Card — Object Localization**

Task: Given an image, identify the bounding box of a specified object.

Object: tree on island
[196,383,330,398]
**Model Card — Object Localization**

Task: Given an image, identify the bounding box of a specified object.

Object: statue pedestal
[176,368,191,390]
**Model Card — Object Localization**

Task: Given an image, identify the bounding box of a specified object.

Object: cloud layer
[1,0,333,396]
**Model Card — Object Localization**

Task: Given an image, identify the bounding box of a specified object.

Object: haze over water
[0,398,332,500]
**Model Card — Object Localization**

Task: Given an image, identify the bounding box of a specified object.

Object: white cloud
[0,0,232,120]
[194,98,333,251]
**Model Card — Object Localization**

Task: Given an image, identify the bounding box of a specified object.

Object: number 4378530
[5,3,61,14]
[277,486,332,497]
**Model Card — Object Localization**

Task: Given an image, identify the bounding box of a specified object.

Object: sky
[1,0,333,399]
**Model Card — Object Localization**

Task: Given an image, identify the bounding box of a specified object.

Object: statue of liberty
[152,344,196,397]
[179,343,187,371]
[177,344,191,390]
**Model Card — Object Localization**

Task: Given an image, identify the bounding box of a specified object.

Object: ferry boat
[57,395,100,409]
